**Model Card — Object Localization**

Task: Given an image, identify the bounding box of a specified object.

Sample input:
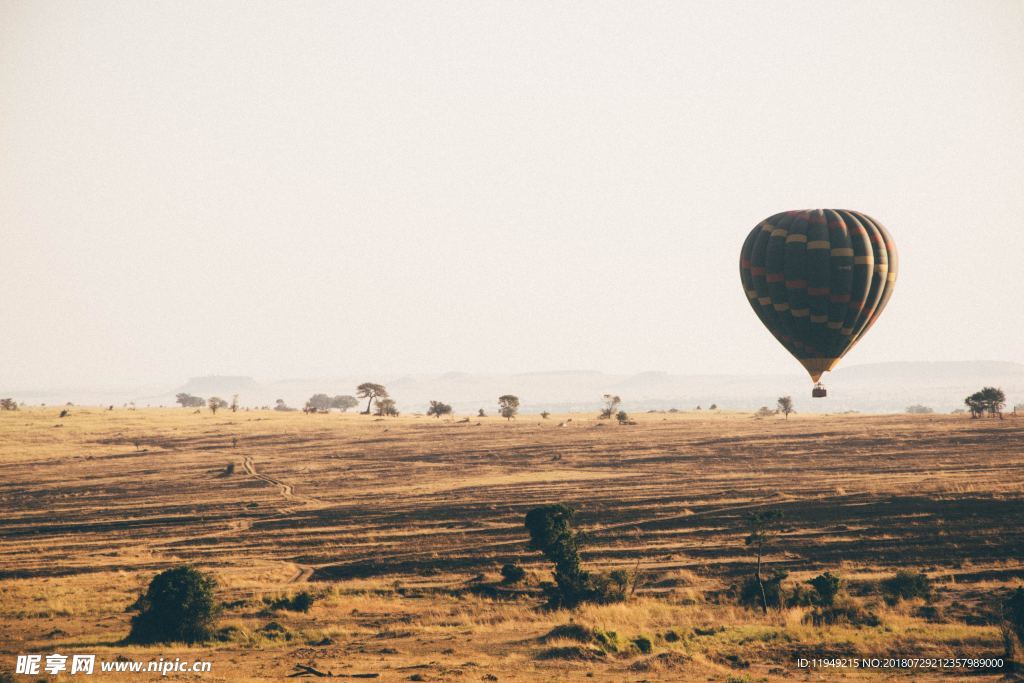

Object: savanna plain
[1,407,1022,681]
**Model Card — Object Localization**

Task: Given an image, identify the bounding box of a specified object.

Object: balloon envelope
[739,209,898,382]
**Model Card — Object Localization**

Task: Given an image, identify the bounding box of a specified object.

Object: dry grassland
[1,407,1022,681]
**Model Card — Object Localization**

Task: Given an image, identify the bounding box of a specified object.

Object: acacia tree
[427,400,453,418]
[208,397,228,414]
[0,398,17,411]
[599,394,622,419]
[965,387,1006,419]
[498,395,519,421]
[777,396,794,419]
[744,509,784,613]
[357,383,388,414]
[175,393,205,408]
[331,395,359,412]
[230,394,239,413]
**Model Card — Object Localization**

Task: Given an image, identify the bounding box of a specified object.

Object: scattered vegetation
[273,398,294,411]
[754,406,775,418]
[207,396,228,414]
[127,566,220,644]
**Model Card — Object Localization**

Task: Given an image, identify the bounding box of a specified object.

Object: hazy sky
[2,1,1023,389]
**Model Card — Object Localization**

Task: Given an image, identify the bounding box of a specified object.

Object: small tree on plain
[331,395,359,412]
[357,383,388,414]
[599,394,622,420]
[375,398,398,417]
[175,393,205,408]
[208,397,228,414]
[0,398,17,411]
[777,396,794,419]
[525,504,590,608]
[906,404,933,414]
[273,399,292,412]
[128,566,220,644]
[478,408,486,417]
[229,394,239,412]
[744,509,784,613]
[616,410,630,424]
[498,395,519,421]
[304,393,332,413]
[965,387,1006,419]
[427,400,453,418]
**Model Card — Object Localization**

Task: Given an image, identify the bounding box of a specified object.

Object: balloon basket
[812,383,827,398]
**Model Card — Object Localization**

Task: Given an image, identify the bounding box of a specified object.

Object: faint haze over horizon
[2,1,1023,390]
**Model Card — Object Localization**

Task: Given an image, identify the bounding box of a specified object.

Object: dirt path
[242,456,310,504]
[286,561,315,584]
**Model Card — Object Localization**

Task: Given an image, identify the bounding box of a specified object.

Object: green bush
[128,566,220,644]
[808,572,842,606]
[806,595,880,627]
[632,634,653,654]
[739,570,787,609]
[1005,587,1024,642]
[500,563,526,585]
[881,570,932,604]
[265,590,315,613]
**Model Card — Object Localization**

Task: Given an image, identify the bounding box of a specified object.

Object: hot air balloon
[739,209,897,397]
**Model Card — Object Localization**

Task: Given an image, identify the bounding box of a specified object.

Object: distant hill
[6,362,1022,414]
[173,376,261,396]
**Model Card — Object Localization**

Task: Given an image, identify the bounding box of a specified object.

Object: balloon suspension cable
[812,382,827,398]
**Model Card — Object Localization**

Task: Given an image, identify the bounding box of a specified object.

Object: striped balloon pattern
[739,209,898,382]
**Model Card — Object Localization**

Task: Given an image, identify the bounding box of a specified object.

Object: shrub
[806,595,880,627]
[906,404,934,414]
[739,570,787,609]
[632,634,653,654]
[128,566,220,644]
[1005,587,1024,643]
[500,563,526,585]
[808,572,842,606]
[881,570,932,604]
[524,505,629,608]
[265,590,315,613]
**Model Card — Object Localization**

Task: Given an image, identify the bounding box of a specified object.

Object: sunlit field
[2,407,1022,681]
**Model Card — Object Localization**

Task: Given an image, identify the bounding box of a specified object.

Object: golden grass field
[2,407,1023,681]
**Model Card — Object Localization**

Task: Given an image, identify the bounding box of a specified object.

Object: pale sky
[2,1,1023,389]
